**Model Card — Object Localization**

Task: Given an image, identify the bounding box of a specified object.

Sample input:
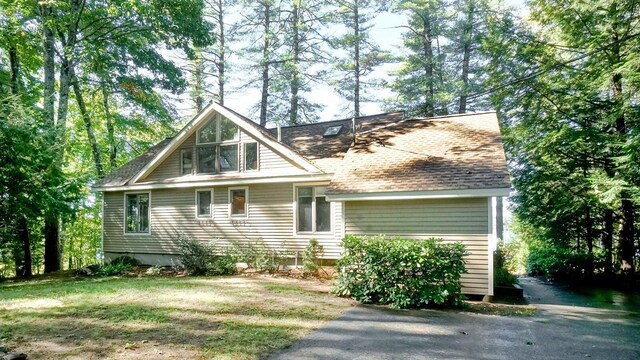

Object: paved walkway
[269,278,640,360]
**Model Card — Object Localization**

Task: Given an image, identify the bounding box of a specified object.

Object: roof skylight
[323,124,343,137]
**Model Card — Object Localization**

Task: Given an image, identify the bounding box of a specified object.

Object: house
[94,102,511,296]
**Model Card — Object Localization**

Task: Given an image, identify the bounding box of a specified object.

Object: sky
[214,0,528,123]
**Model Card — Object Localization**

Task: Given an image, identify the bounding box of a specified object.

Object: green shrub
[177,236,214,275]
[494,243,518,286]
[208,254,237,275]
[228,239,291,273]
[302,239,324,273]
[334,235,468,309]
[527,245,590,279]
[97,262,132,276]
[177,236,237,276]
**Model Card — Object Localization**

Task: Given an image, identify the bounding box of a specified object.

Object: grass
[0,274,355,359]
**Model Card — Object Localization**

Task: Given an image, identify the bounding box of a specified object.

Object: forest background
[1,0,638,285]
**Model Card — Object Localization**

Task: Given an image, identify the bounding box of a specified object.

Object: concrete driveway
[269,277,640,360]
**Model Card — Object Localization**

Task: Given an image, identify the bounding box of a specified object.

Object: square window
[220,144,239,172]
[181,149,193,175]
[230,188,247,217]
[198,146,216,173]
[196,190,212,218]
[244,143,258,171]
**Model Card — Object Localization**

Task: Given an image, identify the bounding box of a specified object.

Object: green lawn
[0,275,355,359]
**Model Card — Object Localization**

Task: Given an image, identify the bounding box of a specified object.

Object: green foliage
[483,0,640,278]
[64,200,102,269]
[494,243,518,287]
[176,236,237,276]
[334,235,468,309]
[526,241,593,280]
[92,255,139,276]
[302,239,324,273]
[228,239,292,273]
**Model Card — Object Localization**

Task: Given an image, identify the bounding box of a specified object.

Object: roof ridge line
[410,110,496,121]
[272,111,405,129]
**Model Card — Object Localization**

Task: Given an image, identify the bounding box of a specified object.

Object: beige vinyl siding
[103,183,344,260]
[344,198,490,295]
[142,130,303,182]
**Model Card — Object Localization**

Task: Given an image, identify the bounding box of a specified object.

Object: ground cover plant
[335,235,468,308]
[0,275,354,359]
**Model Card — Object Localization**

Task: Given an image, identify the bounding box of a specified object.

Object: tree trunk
[9,45,19,95]
[57,56,71,141]
[420,11,434,118]
[603,209,614,278]
[216,0,225,105]
[289,2,301,125]
[72,72,105,178]
[43,215,61,273]
[101,83,117,170]
[459,0,475,113]
[353,0,361,118]
[259,1,271,127]
[193,52,205,112]
[40,4,63,273]
[610,19,635,276]
[585,205,594,277]
[17,216,32,278]
[41,5,56,126]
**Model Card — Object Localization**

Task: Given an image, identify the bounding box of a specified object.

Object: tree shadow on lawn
[0,277,351,359]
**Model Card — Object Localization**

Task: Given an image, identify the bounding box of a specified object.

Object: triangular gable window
[193,114,240,173]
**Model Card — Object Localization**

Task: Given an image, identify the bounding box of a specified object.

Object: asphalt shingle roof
[94,110,510,194]
[326,112,511,194]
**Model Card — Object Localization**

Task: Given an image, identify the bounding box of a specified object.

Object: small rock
[0,345,8,353]
[2,352,28,360]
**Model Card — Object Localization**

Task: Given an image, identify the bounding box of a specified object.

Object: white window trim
[180,148,193,176]
[123,191,151,236]
[195,188,214,219]
[293,183,333,235]
[243,142,259,172]
[195,114,240,174]
[228,186,249,219]
[219,143,240,173]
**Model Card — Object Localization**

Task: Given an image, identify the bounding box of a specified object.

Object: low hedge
[334,235,468,308]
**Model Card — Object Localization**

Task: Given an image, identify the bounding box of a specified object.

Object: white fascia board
[213,104,322,174]
[130,102,217,184]
[95,173,333,192]
[325,188,511,201]
[130,102,322,184]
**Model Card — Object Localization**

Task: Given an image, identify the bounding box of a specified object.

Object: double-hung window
[196,116,239,174]
[229,187,248,218]
[196,189,213,218]
[125,193,150,234]
[296,186,331,233]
